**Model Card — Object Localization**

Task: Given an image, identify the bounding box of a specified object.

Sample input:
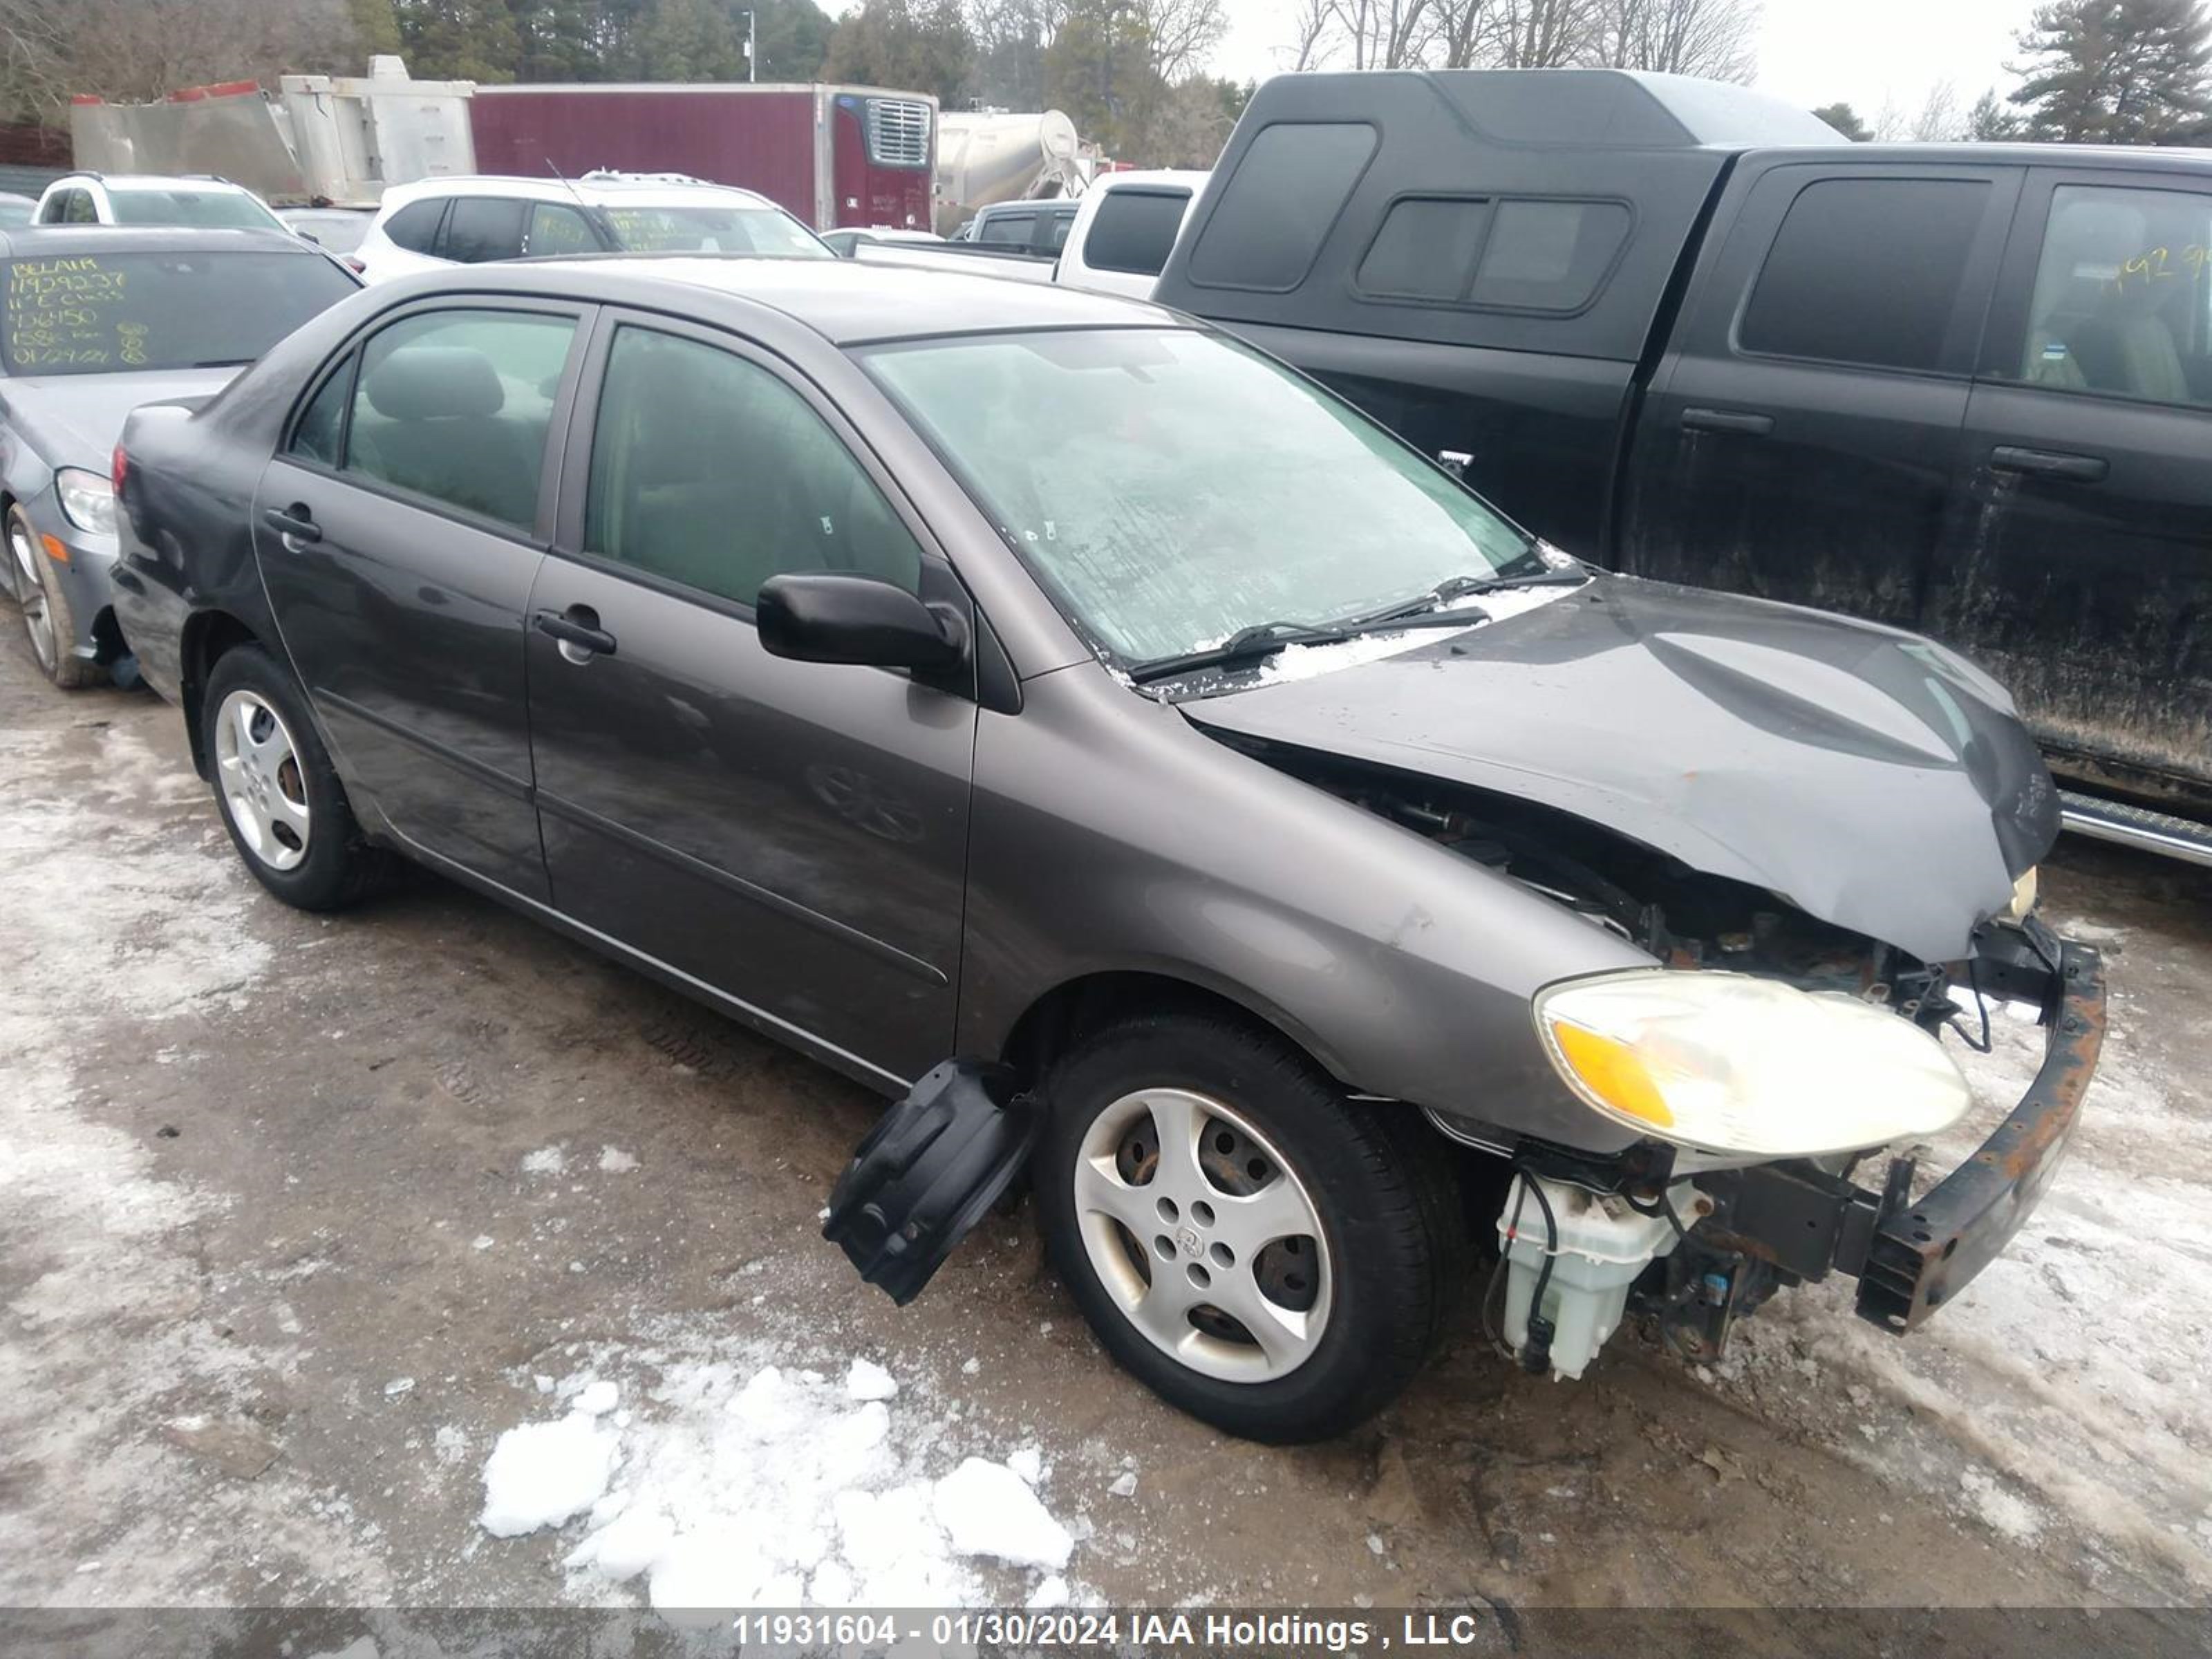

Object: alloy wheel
[1072,1087,1333,1382]
[9,521,55,672]
[214,688,312,872]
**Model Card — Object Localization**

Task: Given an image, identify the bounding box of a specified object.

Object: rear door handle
[1681,407,1775,436]
[1991,445,2108,483]
[533,605,617,659]
[263,505,321,543]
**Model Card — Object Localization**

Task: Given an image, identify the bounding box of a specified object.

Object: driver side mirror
[757,572,968,672]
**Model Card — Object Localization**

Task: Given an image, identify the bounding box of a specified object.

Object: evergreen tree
[1966,86,2023,139]
[393,0,525,80]
[822,0,974,101]
[637,0,745,77]
[1810,101,1871,140]
[2008,0,2212,144]
[350,0,405,60]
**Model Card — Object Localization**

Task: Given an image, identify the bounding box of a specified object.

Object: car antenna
[545,158,593,216]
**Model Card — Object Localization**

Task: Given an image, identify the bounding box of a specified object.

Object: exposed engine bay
[1241,742,2096,1382]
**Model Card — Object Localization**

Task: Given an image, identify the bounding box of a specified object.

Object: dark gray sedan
[0,226,357,686]
[110,259,2102,1441]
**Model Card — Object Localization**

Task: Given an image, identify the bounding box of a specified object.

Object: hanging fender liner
[822,1059,1042,1305]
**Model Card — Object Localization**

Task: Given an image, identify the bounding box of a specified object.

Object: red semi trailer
[468,83,936,233]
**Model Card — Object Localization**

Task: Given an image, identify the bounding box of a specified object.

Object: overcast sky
[1210,0,2037,127]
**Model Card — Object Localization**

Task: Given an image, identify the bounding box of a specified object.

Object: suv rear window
[1082,190,1190,276]
[1188,122,1376,291]
[382,198,446,255]
[1739,178,1990,373]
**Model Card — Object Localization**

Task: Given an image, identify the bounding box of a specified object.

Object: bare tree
[1869,91,1907,140]
[1909,77,1960,140]
[1282,0,1335,68]
[1593,0,1757,82]
[1327,0,1434,68]
[1484,0,1594,67]
[1432,0,1487,65]
[1134,0,1227,80]
[0,0,357,115]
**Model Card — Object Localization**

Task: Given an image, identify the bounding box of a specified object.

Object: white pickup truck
[852,170,1206,300]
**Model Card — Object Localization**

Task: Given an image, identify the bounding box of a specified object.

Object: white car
[352,172,830,283]
[1057,169,1207,299]
[34,173,289,233]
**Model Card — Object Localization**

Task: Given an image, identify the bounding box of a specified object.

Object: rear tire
[1034,1011,1467,1443]
[201,644,388,910]
[8,505,99,688]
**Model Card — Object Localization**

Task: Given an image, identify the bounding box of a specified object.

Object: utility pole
[744,10,758,82]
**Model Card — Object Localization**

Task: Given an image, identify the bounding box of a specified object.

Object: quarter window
[1187,122,1376,290]
[343,309,577,530]
[441,196,528,264]
[977,212,1036,247]
[2012,183,2212,408]
[1739,178,1990,373]
[290,354,355,467]
[585,326,922,608]
[382,198,445,254]
[1082,189,1191,276]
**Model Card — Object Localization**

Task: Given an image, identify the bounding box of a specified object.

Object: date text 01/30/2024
[728,1611,1495,1651]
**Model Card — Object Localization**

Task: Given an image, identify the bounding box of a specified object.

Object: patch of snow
[1007,1446,1043,1485]
[521,1145,567,1177]
[382,1377,415,1398]
[573,1380,619,1416]
[933,1458,1074,1570]
[478,1411,620,1538]
[471,1235,494,1251]
[844,1358,898,1402]
[1029,1573,1070,1609]
[598,1146,639,1173]
[1107,1470,1137,1499]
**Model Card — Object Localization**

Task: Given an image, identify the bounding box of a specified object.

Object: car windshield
[0,200,31,228]
[863,328,1537,666]
[106,188,283,231]
[1,250,357,377]
[601,203,828,258]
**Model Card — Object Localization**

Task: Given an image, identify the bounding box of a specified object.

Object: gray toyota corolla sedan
[111,259,2102,1442]
[0,225,358,686]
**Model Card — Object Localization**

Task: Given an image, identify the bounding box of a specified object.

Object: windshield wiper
[1128,619,1351,684]
[189,357,253,368]
[1349,567,1588,628]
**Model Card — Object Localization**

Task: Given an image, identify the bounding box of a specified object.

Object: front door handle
[263,504,321,544]
[533,605,617,661]
[1991,445,2108,483]
[1681,407,1775,436]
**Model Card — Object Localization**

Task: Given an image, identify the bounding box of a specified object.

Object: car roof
[45,173,262,194]
[1091,169,1208,191]
[382,173,780,212]
[0,225,321,258]
[399,254,1184,345]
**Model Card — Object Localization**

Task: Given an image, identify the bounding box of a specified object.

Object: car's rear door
[1940,165,2212,814]
[1624,160,2020,631]
[523,312,976,1087]
[254,297,590,899]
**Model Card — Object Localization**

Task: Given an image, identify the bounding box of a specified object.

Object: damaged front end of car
[1270,750,2106,1380]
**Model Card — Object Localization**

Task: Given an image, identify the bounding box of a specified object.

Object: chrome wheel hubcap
[10,525,54,671]
[214,690,310,872]
[1073,1087,1333,1382]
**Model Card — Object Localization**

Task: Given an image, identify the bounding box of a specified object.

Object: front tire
[1035,1011,1467,1443]
[8,505,99,688]
[201,644,387,910]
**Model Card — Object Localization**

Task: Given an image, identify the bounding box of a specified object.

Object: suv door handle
[1991,445,2108,483]
[263,505,321,543]
[533,605,617,659]
[1681,407,1775,436]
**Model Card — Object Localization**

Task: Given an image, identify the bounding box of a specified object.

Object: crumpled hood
[1179,574,2059,964]
[1,368,237,471]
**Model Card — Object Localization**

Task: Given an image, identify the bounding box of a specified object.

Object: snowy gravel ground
[2,635,2208,1615]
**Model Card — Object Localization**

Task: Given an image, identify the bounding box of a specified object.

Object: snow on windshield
[865,328,1537,665]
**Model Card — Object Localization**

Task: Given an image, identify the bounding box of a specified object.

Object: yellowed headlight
[2007,866,2039,923]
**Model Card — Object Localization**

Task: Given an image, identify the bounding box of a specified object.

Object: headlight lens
[55,467,117,538]
[1535,969,1972,1159]
[2006,865,2038,923]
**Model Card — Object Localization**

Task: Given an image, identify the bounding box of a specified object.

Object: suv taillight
[111,442,128,495]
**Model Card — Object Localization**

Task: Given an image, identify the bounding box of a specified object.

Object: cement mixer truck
[932,109,1087,236]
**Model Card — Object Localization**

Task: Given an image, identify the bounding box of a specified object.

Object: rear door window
[2010,182,2212,408]
[441,197,529,265]
[1738,178,1991,373]
[1187,122,1377,290]
[343,308,578,530]
[977,212,1035,247]
[1082,189,1192,276]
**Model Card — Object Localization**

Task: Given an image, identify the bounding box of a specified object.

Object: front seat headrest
[364,346,507,422]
